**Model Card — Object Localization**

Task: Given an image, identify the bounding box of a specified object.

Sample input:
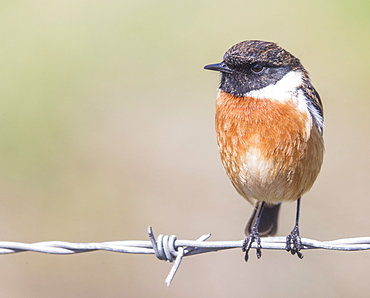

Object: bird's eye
[251,63,264,73]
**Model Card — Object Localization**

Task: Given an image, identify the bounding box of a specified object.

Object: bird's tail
[245,202,281,236]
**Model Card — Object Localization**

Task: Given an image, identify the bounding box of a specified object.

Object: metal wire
[2,226,370,286]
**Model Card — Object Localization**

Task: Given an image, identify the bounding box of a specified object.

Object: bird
[204,40,324,261]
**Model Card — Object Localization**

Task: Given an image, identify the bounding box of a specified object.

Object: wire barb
[147,226,212,285]
[1,227,370,286]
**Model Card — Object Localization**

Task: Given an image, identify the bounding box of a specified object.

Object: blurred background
[0,0,369,297]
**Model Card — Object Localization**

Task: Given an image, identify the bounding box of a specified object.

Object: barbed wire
[2,226,370,286]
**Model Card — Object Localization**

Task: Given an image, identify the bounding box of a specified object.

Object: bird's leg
[242,201,265,261]
[286,197,303,259]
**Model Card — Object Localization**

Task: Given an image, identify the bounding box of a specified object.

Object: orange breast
[216,91,324,204]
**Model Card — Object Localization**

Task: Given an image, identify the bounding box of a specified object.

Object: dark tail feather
[245,202,281,236]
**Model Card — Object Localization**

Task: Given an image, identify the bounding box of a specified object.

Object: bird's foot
[242,227,262,262]
[286,225,303,259]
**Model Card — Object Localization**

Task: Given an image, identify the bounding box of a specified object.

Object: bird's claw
[286,225,303,259]
[242,227,262,261]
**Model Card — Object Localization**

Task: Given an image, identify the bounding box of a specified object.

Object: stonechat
[204,40,324,261]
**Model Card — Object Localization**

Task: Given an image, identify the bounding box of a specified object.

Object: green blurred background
[0,0,370,297]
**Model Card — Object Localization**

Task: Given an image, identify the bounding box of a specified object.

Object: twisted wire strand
[1,226,370,286]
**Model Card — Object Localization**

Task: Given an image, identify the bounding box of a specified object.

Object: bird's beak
[204,62,234,74]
